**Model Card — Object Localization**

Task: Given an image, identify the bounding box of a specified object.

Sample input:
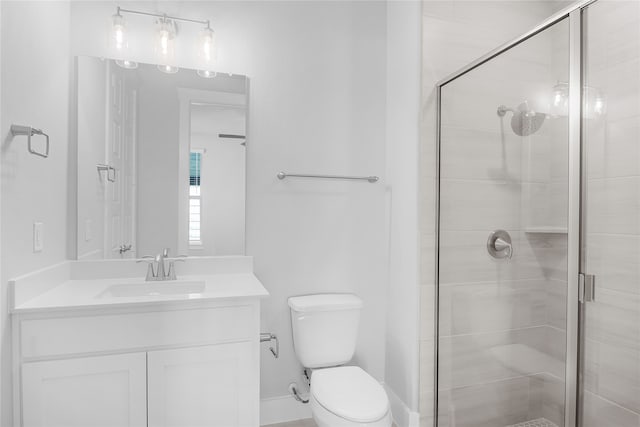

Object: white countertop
[12,272,269,314]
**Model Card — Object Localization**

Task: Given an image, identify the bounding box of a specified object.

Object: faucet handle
[166,258,186,280]
[162,248,170,257]
[136,257,156,281]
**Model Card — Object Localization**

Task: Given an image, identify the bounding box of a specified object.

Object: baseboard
[385,385,420,427]
[260,394,312,426]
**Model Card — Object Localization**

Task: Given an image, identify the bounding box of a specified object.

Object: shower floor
[506,418,559,427]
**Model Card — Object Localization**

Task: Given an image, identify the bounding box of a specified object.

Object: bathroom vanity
[10,257,268,427]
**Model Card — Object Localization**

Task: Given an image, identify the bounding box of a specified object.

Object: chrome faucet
[137,248,185,281]
[155,248,169,280]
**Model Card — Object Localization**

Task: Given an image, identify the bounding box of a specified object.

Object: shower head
[497,102,546,136]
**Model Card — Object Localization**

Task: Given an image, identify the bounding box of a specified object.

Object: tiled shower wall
[582,1,640,425]
[419,1,570,426]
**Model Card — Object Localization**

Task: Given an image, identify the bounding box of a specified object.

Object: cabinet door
[22,352,147,427]
[148,342,256,427]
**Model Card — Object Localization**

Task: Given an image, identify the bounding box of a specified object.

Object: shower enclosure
[434,0,640,426]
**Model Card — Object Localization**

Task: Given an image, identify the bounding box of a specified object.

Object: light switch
[33,222,44,253]
[85,219,92,242]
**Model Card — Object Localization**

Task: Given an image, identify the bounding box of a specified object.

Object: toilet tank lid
[288,294,363,312]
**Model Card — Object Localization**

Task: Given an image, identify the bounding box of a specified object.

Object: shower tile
[585,176,640,236]
[541,327,566,380]
[438,279,547,336]
[587,116,640,180]
[585,233,640,295]
[438,326,549,389]
[585,0,640,72]
[582,391,640,427]
[440,179,522,231]
[524,233,567,282]
[599,59,640,122]
[545,279,567,331]
[439,230,546,285]
[522,182,553,229]
[597,341,640,414]
[437,376,535,427]
[538,373,566,427]
[584,288,640,351]
[440,127,523,181]
[440,71,561,135]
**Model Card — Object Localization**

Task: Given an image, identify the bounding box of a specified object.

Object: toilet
[288,293,392,427]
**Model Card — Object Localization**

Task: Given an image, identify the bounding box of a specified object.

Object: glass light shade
[111,13,127,52]
[158,64,179,74]
[197,70,217,78]
[155,18,176,63]
[198,26,216,64]
[115,59,138,69]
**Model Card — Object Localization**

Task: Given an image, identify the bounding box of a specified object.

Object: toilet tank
[288,293,363,368]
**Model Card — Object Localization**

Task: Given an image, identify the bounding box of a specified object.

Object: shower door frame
[433,1,597,426]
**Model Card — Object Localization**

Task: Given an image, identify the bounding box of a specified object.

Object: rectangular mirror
[75,56,248,259]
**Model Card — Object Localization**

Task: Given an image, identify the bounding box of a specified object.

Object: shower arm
[497,105,515,117]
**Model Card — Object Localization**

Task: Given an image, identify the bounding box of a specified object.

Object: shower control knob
[487,229,513,259]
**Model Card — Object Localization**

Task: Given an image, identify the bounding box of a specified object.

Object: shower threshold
[506,418,559,427]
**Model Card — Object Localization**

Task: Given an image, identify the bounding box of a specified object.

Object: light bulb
[111,12,126,52]
[198,25,216,64]
[155,18,176,62]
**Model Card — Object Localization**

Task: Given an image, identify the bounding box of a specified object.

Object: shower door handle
[487,230,513,259]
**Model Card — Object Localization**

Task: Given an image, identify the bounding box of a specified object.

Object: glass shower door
[437,18,570,427]
[580,1,640,426]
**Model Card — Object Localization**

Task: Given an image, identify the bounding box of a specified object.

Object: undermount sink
[98,280,206,298]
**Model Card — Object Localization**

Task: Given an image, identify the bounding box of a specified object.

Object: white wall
[70,0,393,416]
[0,2,71,425]
[384,0,422,423]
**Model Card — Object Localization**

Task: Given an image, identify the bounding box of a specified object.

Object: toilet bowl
[288,294,392,427]
[310,366,391,427]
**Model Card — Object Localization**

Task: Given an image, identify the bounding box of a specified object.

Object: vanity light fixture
[111,7,217,76]
[155,16,177,65]
[111,9,127,52]
[198,24,216,64]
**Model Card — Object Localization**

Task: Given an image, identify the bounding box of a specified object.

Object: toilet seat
[311,366,389,423]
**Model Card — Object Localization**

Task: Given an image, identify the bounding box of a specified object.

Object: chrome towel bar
[10,124,50,158]
[277,171,379,183]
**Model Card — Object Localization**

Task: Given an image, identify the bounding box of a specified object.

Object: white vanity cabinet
[147,342,254,427]
[13,299,262,427]
[21,352,147,427]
